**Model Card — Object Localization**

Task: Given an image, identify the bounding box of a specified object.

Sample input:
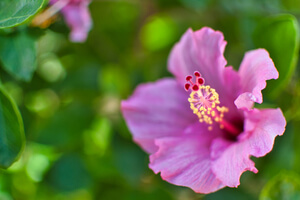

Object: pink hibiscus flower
[121,27,286,193]
[49,0,92,42]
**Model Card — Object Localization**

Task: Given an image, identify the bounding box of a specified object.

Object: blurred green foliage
[0,0,299,199]
[260,171,300,200]
[0,29,37,81]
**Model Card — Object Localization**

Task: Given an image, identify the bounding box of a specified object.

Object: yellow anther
[211,111,215,117]
[187,82,229,131]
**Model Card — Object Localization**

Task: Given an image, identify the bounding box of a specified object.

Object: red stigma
[186,76,192,81]
[185,83,191,91]
[194,71,201,77]
[198,78,204,85]
[184,72,205,92]
[192,85,199,91]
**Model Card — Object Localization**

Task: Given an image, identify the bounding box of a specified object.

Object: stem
[32,0,70,26]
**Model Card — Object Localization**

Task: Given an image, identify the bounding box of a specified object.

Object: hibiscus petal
[223,66,242,99]
[61,0,92,42]
[221,66,243,119]
[210,137,258,188]
[149,129,225,193]
[121,78,197,154]
[168,27,227,91]
[235,49,278,109]
[211,108,286,187]
[243,108,286,157]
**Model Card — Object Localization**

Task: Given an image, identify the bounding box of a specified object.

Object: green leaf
[259,171,300,200]
[0,0,44,28]
[0,87,25,168]
[253,14,299,98]
[0,30,37,81]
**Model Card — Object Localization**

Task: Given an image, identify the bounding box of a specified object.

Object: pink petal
[221,66,244,119]
[235,49,278,110]
[149,127,225,193]
[121,78,197,154]
[168,27,227,92]
[223,66,242,101]
[211,108,286,187]
[61,0,92,42]
[234,93,257,111]
[243,108,286,157]
[210,138,258,188]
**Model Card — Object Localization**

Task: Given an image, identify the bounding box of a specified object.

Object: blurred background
[1,0,300,199]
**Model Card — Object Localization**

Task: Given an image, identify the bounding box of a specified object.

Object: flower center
[185,71,240,135]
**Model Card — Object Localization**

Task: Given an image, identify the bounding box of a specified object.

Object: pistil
[185,71,241,136]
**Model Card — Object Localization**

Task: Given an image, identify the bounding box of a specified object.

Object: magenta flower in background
[49,0,92,42]
[121,27,286,193]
